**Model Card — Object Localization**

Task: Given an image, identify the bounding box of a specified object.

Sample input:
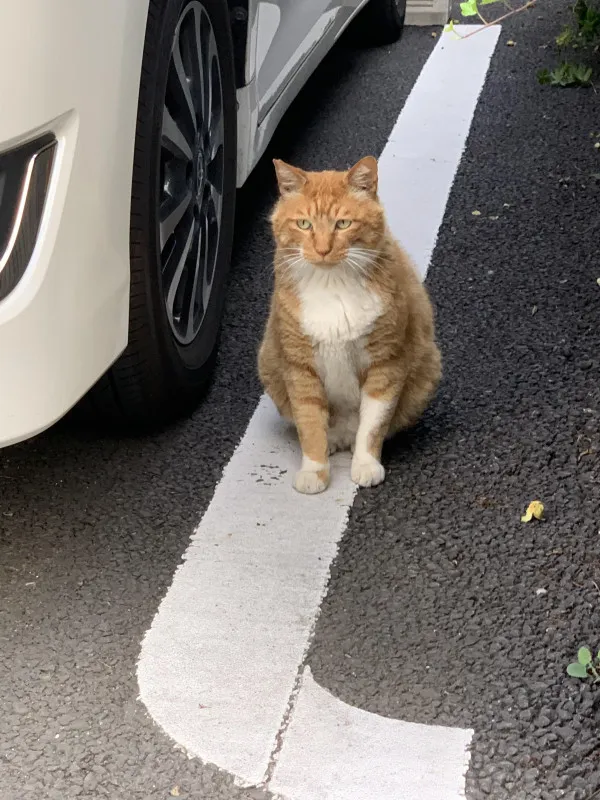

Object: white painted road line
[138,25,500,799]
[139,400,354,785]
[270,669,472,800]
[378,26,501,280]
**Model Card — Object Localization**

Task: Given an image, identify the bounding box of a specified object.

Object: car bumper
[0,0,148,447]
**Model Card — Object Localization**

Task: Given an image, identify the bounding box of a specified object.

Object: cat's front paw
[294,467,330,495]
[351,454,385,488]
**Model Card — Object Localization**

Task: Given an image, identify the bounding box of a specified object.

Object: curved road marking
[271,669,472,800]
[138,26,500,798]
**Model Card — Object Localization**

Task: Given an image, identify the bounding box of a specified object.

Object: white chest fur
[296,267,382,412]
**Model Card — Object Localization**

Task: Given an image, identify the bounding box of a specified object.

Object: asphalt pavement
[2,3,600,799]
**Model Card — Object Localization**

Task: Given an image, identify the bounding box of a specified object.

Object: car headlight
[0,133,57,302]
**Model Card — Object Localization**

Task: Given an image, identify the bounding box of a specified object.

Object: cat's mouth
[290,251,375,277]
[306,256,341,267]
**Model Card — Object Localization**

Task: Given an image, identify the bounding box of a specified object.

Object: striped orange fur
[258,156,441,494]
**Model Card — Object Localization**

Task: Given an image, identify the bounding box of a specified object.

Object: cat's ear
[347,156,378,195]
[273,159,307,195]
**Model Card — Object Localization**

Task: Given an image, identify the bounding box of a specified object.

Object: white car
[0,0,405,447]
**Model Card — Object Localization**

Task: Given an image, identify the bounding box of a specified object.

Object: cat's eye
[297,219,312,230]
[335,219,352,229]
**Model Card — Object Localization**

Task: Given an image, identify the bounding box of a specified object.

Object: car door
[253,0,361,124]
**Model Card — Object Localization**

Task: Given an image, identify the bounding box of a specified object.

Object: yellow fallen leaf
[507,40,516,46]
[595,142,600,149]
[471,210,481,216]
[431,31,437,37]
[521,500,544,522]
[170,788,181,797]
[596,278,600,286]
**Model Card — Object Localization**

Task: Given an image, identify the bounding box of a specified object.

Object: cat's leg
[286,368,330,494]
[351,369,403,487]
[258,331,293,420]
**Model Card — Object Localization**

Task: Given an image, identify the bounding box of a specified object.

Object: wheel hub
[194,142,206,201]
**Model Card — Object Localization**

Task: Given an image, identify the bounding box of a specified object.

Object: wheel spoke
[160,188,193,251]
[184,216,205,341]
[205,34,222,159]
[207,109,224,164]
[191,5,208,126]
[163,217,195,321]
[200,185,220,300]
[197,204,210,312]
[207,178,222,225]
[172,29,197,139]
[162,106,194,162]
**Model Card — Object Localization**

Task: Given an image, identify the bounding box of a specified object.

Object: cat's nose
[315,245,332,257]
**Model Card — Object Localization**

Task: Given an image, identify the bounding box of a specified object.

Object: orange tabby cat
[258,156,441,495]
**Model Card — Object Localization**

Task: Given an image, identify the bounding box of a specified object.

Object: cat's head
[270,157,385,273]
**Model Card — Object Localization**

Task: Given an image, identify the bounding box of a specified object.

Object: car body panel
[0,0,149,446]
[236,0,368,185]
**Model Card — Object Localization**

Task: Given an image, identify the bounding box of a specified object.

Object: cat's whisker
[283,256,305,269]
[348,251,377,265]
[349,247,376,255]
[277,252,304,265]
[343,250,378,278]
[344,258,371,279]
[277,254,307,282]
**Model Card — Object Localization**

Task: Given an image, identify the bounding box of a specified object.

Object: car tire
[86,0,236,429]
[359,0,406,45]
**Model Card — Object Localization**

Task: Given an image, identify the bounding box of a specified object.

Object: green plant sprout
[567,647,600,683]
[537,0,600,86]
[444,0,537,39]
[538,62,593,86]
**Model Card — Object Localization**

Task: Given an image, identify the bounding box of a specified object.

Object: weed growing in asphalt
[538,62,593,86]
[447,0,600,88]
[567,647,600,683]
[538,0,600,87]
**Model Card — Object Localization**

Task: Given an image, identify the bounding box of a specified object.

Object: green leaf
[578,646,593,665]
[480,0,500,5]
[580,7,600,40]
[551,64,572,85]
[460,0,479,16]
[574,0,589,26]
[444,20,455,32]
[556,26,574,47]
[567,662,589,679]
[546,62,591,88]
[573,64,593,84]
[537,69,552,85]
